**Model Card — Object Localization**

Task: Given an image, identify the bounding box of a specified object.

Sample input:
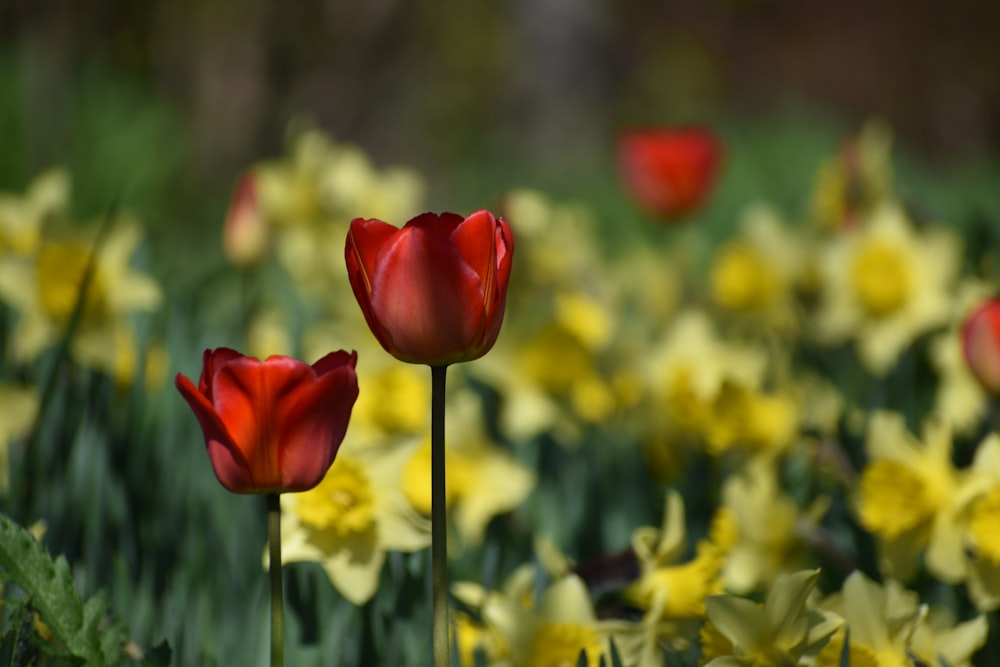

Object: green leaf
[0,512,118,665]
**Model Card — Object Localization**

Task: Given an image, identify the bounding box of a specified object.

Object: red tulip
[618,127,722,221]
[345,210,514,367]
[222,172,269,268]
[175,348,359,494]
[962,299,1000,395]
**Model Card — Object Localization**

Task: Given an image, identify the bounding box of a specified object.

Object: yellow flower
[518,575,611,667]
[454,572,612,667]
[0,216,161,382]
[855,412,964,582]
[814,572,921,667]
[278,439,431,605]
[475,309,622,444]
[400,391,535,545]
[255,129,424,303]
[813,202,958,375]
[951,434,1000,610]
[815,572,986,667]
[0,168,68,256]
[709,203,806,334]
[928,279,995,436]
[351,357,430,441]
[618,491,730,654]
[720,456,825,594]
[452,610,510,667]
[703,382,799,457]
[909,608,988,667]
[501,188,601,293]
[701,569,842,667]
[643,310,767,448]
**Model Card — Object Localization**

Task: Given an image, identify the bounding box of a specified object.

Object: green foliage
[0,513,127,666]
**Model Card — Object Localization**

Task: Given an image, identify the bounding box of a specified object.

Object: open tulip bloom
[176,347,359,667]
[345,210,513,667]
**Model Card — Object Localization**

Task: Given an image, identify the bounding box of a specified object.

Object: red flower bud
[345,210,514,367]
[618,127,722,221]
[175,348,359,494]
[222,172,269,268]
[962,299,1000,395]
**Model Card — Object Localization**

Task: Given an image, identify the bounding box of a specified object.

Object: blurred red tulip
[345,210,514,367]
[963,299,1000,395]
[223,172,269,268]
[618,127,722,221]
[176,348,359,494]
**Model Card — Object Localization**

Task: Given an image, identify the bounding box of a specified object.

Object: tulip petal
[370,224,485,364]
[199,347,243,398]
[211,355,316,492]
[175,371,253,492]
[449,210,497,286]
[277,352,359,491]
[494,217,514,293]
[346,219,401,295]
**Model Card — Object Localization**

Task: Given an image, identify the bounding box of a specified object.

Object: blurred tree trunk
[505,0,614,163]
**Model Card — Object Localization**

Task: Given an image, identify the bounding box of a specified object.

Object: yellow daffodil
[815,571,986,667]
[278,439,431,605]
[855,412,964,582]
[625,491,732,630]
[700,569,842,666]
[0,215,161,383]
[814,202,958,375]
[909,608,988,667]
[475,304,624,444]
[451,537,576,667]
[500,188,601,292]
[400,391,535,546]
[453,572,611,667]
[255,129,424,304]
[951,434,1000,610]
[640,310,785,473]
[518,575,612,667]
[607,499,736,665]
[703,381,800,457]
[0,168,68,256]
[709,203,806,334]
[720,456,826,594]
[929,279,996,436]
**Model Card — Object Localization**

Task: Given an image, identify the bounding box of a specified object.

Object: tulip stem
[267,493,284,667]
[431,364,449,667]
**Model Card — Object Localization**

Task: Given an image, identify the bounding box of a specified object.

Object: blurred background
[3,0,999,224]
[3,3,1000,664]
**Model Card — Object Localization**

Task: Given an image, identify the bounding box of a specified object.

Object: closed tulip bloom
[345,210,514,367]
[963,299,1000,395]
[222,172,269,268]
[618,127,722,221]
[175,348,359,494]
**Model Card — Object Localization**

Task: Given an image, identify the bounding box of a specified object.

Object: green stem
[267,493,284,667]
[431,364,449,667]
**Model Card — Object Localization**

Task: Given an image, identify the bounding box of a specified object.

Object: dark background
[4,0,998,186]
